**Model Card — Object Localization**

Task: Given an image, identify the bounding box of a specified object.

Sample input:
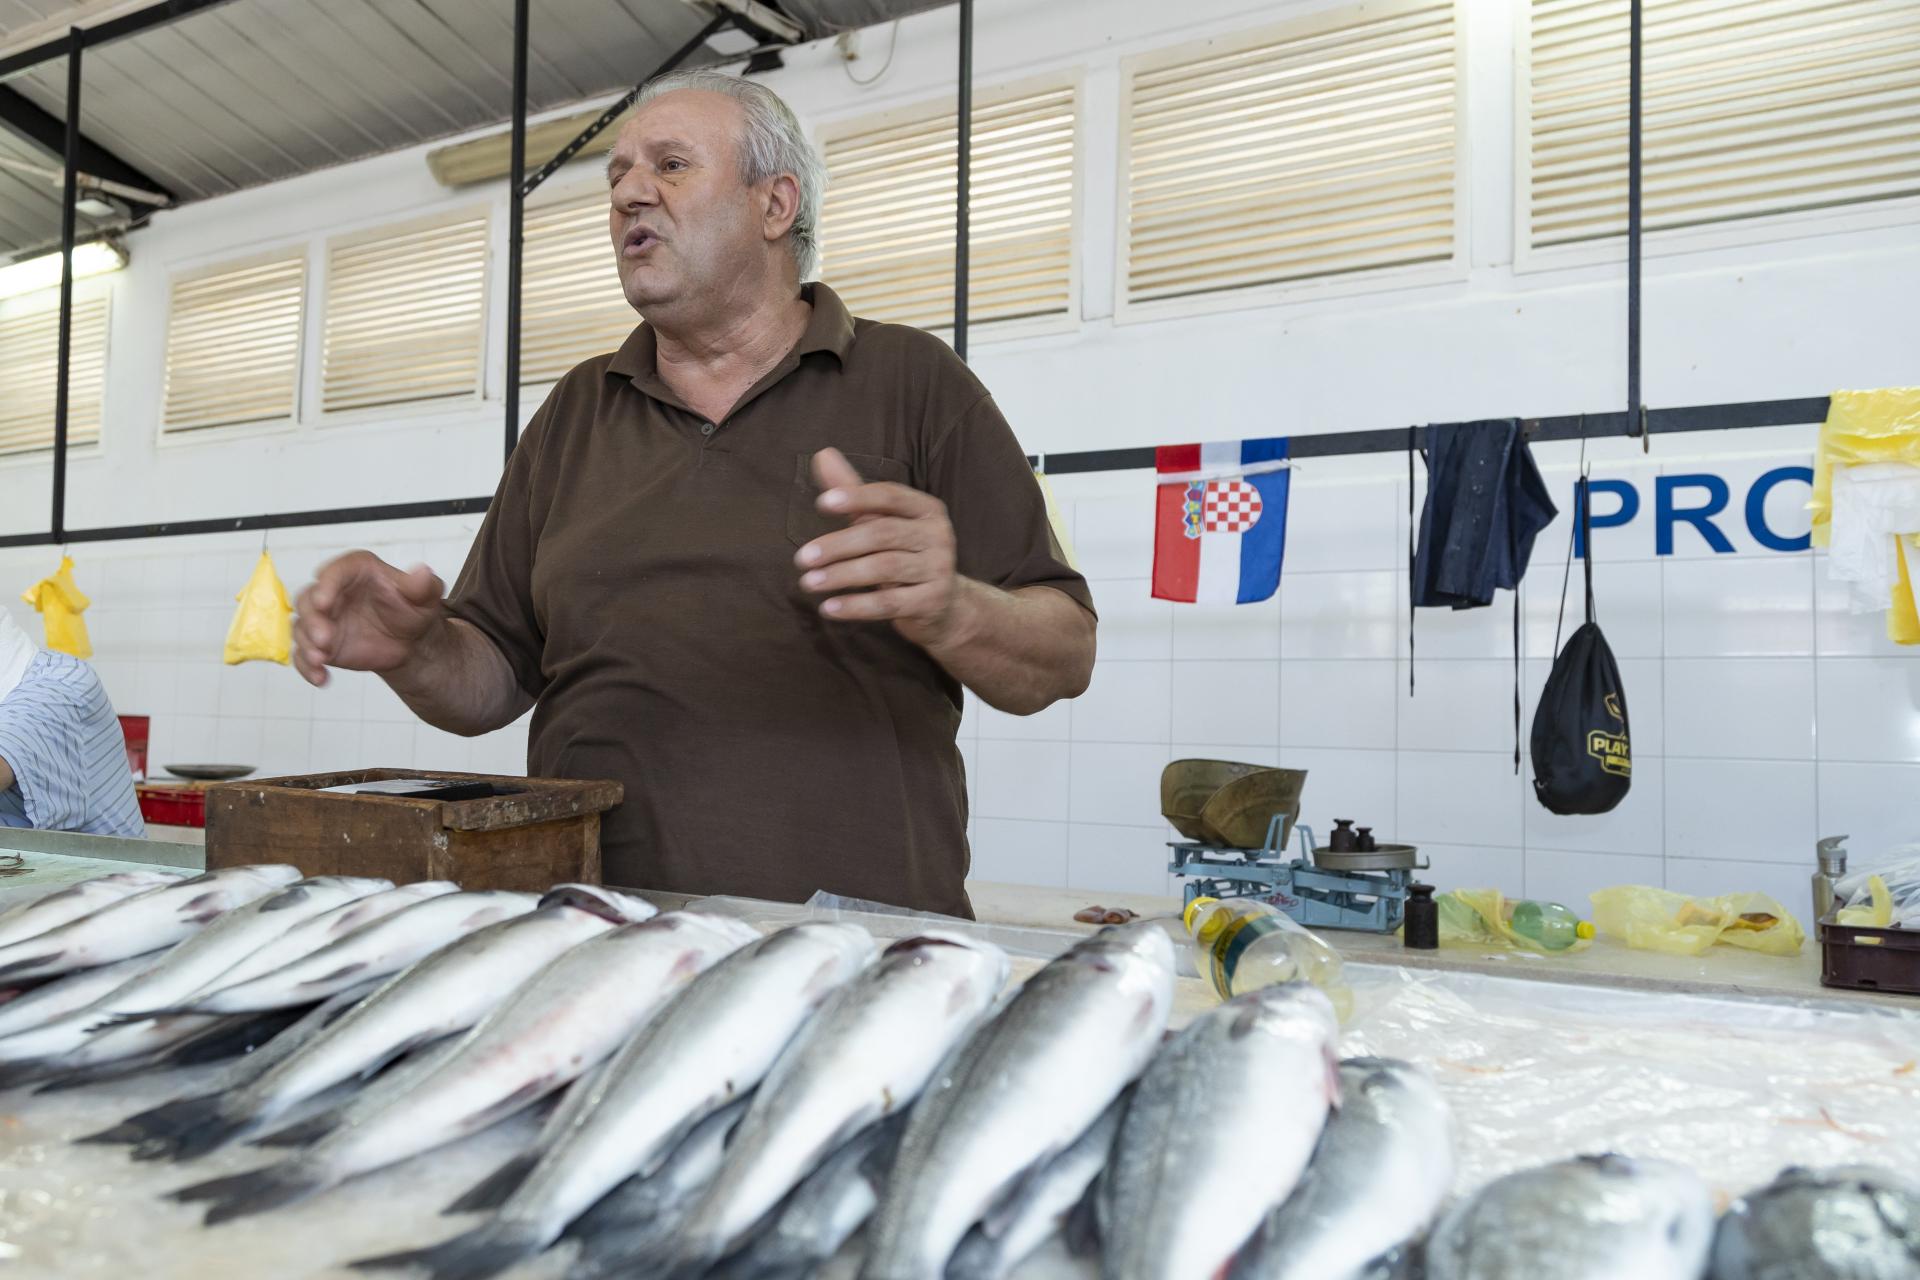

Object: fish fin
[945,1229,999,1280]
[77,1116,150,1145]
[162,1008,305,1068]
[0,1056,57,1089]
[174,1162,321,1224]
[181,892,231,923]
[1063,1178,1104,1258]
[0,953,57,981]
[253,1107,343,1148]
[349,1222,545,1280]
[32,1053,166,1093]
[442,1153,537,1215]
[93,1009,178,1026]
[134,1095,248,1163]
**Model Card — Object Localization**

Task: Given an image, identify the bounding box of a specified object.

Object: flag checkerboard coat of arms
[1151,437,1292,604]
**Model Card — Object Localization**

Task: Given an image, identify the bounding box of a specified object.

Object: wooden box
[205,769,623,892]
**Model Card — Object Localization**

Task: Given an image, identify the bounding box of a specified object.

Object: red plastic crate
[137,784,206,829]
[119,714,150,783]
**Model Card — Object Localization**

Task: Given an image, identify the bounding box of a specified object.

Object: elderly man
[293,70,1095,916]
[0,610,143,837]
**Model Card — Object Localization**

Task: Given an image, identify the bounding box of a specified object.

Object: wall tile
[1085,580,1172,661]
[1663,856,1809,911]
[309,719,361,772]
[1282,570,1399,660]
[1530,460,1665,564]
[968,818,1069,888]
[1172,743,1280,768]
[1070,742,1174,829]
[212,716,265,770]
[1281,747,1396,846]
[1664,758,1815,864]
[1397,751,1524,848]
[134,660,178,718]
[1524,557,1663,660]
[363,676,419,724]
[1816,657,1920,763]
[1071,660,1171,744]
[958,691,981,740]
[412,723,472,773]
[1813,566,1908,658]
[170,659,221,721]
[1171,596,1279,662]
[311,668,369,721]
[1283,478,1400,573]
[155,713,216,767]
[1816,761,1920,866]
[1524,756,1664,856]
[261,665,316,720]
[1418,842,1524,895]
[1399,659,1521,753]
[1069,823,1175,896]
[1170,661,1279,747]
[1403,585,1516,661]
[214,660,269,719]
[1663,555,1814,657]
[1525,848,1666,908]
[359,720,415,768]
[1659,455,1815,560]
[977,696,1071,742]
[257,718,313,779]
[974,740,1071,822]
[1664,658,1814,760]
[1280,659,1395,751]
[1074,496,1153,581]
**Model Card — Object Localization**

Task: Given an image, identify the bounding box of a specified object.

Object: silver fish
[569,1097,753,1279]
[1102,983,1339,1280]
[714,1116,907,1280]
[0,951,168,1040]
[0,864,301,982]
[356,922,874,1280]
[1425,1155,1714,1280]
[540,883,659,923]
[948,1091,1127,1280]
[0,875,388,1079]
[150,889,538,1015]
[1230,1057,1455,1280]
[1710,1165,1920,1280]
[862,920,1176,1280]
[0,870,181,949]
[146,900,657,1163]
[673,932,1010,1269]
[197,880,448,994]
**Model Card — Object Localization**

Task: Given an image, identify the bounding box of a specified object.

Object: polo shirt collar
[607,282,856,401]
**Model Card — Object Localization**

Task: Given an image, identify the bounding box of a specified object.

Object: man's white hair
[632,70,826,280]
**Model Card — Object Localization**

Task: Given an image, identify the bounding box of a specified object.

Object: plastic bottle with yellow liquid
[1183,896,1354,1022]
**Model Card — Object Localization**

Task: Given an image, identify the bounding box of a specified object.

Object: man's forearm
[923,581,1095,716]
[383,617,533,737]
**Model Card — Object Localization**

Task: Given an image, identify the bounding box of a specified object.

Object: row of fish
[1,868,1916,1279]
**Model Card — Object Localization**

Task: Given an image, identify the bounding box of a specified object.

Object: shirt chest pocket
[784,451,913,547]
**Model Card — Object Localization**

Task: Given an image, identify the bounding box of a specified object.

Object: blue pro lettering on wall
[1746,466,1814,552]
[1574,479,1640,559]
[1574,465,1813,557]
[1656,475,1735,555]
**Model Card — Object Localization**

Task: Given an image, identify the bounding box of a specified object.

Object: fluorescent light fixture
[0,240,128,301]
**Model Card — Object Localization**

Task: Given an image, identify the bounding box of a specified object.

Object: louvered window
[0,291,107,456]
[521,187,636,385]
[1121,1,1460,308]
[321,211,487,413]
[162,253,304,432]
[819,82,1077,332]
[1527,0,1920,248]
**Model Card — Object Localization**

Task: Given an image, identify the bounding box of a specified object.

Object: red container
[137,784,206,829]
[119,714,150,783]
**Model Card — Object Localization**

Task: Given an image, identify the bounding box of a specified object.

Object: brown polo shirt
[447,283,1091,916]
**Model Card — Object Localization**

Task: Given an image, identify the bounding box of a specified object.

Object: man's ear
[762,172,801,246]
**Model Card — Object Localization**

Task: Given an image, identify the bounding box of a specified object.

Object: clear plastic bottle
[1182,896,1354,1022]
[1506,899,1596,951]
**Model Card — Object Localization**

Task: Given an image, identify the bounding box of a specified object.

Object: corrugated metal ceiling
[0,0,951,260]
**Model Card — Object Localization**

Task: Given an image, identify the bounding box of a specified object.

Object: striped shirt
[0,651,144,837]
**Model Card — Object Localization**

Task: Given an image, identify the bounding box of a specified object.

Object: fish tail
[443,1153,538,1215]
[253,1107,343,1148]
[124,1094,244,1162]
[0,1056,56,1089]
[0,954,57,981]
[350,1222,546,1280]
[174,1162,323,1224]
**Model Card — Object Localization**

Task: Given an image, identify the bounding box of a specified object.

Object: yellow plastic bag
[224,550,292,666]
[1590,885,1805,957]
[1810,387,1920,547]
[20,555,92,658]
[1432,888,1594,956]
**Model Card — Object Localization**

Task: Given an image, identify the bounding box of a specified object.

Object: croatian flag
[1151,437,1292,604]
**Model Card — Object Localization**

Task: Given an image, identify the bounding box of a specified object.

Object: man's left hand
[796,447,972,652]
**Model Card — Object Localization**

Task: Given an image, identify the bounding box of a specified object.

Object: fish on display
[0,952,167,1040]
[1424,1154,1714,1280]
[539,883,659,923]
[195,881,450,995]
[137,889,540,1016]
[352,921,875,1280]
[1101,984,1339,1280]
[0,870,181,950]
[710,1115,907,1280]
[862,920,1177,1280]
[0,875,390,1082]
[947,1090,1128,1280]
[669,932,1011,1273]
[0,864,301,982]
[143,899,690,1164]
[1709,1165,1920,1280]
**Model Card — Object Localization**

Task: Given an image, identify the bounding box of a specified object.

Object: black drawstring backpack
[1531,476,1632,815]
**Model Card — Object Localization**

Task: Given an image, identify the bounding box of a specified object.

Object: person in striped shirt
[0,610,143,837]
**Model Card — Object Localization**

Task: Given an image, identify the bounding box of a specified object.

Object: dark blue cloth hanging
[1413,419,1557,609]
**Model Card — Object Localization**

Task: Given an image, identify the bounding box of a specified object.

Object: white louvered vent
[322,211,488,413]
[1528,0,1920,248]
[0,293,107,456]
[521,188,637,385]
[820,82,1077,332]
[162,253,305,433]
[1121,1,1459,307]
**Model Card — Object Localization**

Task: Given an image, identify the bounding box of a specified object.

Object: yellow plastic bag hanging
[1033,466,1080,572]
[224,550,292,666]
[1430,888,1595,956]
[1810,387,1920,547]
[1590,885,1805,958]
[20,555,93,658]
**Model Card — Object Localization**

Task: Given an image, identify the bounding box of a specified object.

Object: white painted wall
[2,0,1917,914]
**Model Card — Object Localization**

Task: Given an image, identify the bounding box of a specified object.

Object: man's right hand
[292,551,446,688]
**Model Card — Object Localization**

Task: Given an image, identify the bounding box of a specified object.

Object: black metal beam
[0,497,495,550]
[504,0,529,465]
[953,0,972,361]
[50,29,80,544]
[0,0,240,81]
[1628,0,1644,447]
[0,83,171,205]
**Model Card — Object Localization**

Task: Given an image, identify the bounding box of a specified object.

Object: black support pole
[504,0,529,465]
[50,28,82,545]
[1627,0,1643,446]
[953,0,973,361]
